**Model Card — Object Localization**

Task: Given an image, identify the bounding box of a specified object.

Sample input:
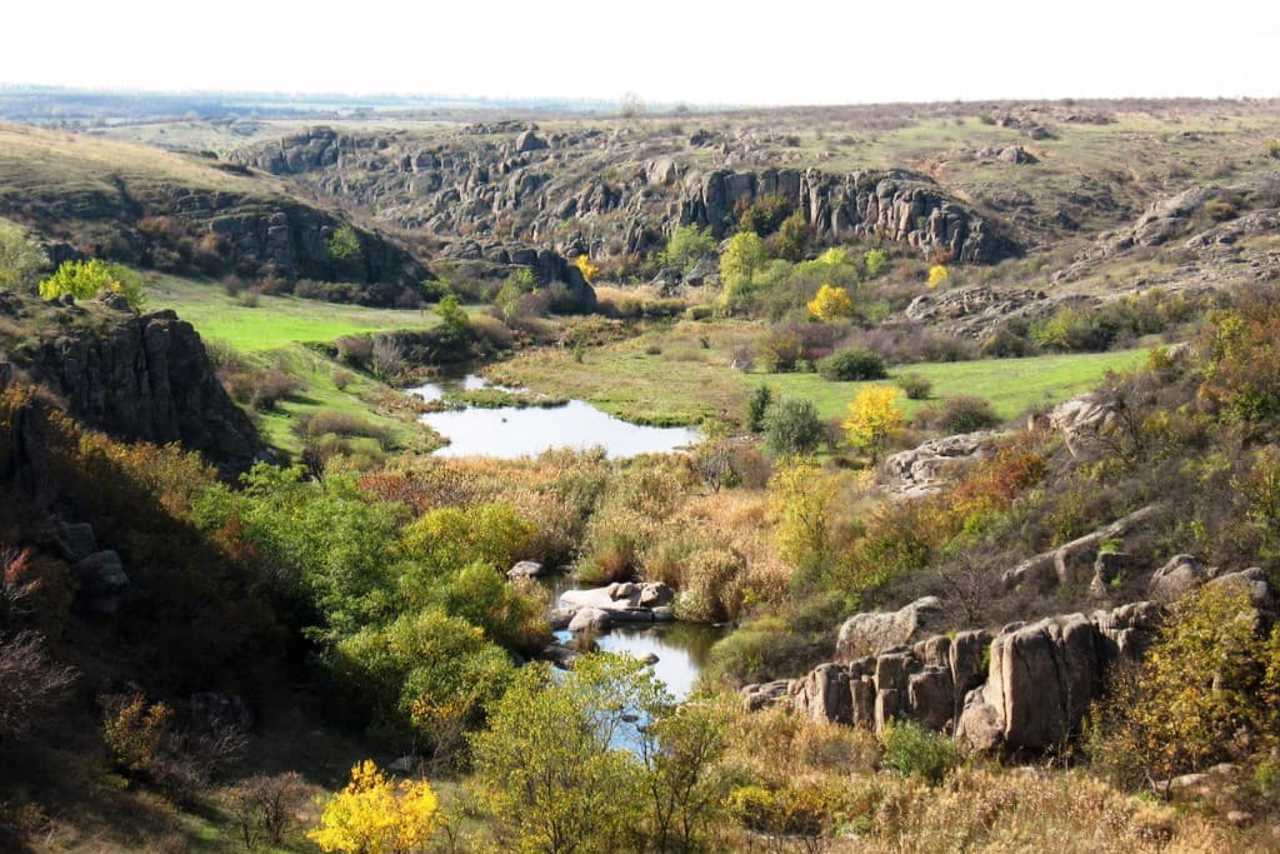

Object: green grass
[145,274,443,351]
[495,318,1150,428]
[753,349,1149,422]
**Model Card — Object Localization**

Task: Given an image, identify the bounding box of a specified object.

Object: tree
[863,248,887,278]
[309,760,439,854]
[746,385,773,433]
[434,295,471,350]
[639,700,731,853]
[327,225,364,265]
[764,398,824,456]
[38,259,146,309]
[0,220,48,292]
[573,254,599,284]
[807,283,855,322]
[769,458,836,579]
[662,225,716,273]
[772,210,809,261]
[470,656,662,853]
[843,385,904,460]
[719,232,767,313]
[927,264,950,289]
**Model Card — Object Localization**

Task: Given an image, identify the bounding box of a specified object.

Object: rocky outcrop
[558,582,676,632]
[680,168,1020,263]
[882,431,1002,498]
[835,596,945,662]
[0,292,261,471]
[1001,504,1165,591]
[902,286,1091,341]
[228,127,1022,269]
[749,601,1163,752]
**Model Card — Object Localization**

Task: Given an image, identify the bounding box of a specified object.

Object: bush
[843,386,904,460]
[807,283,854,322]
[335,335,374,368]
[293,410,393,448]
[736,194,793,237]
[222,367,303,411]
[817,348,887,381]
[764,398,824,456]
[863,248,887,278]
[38,259,145,309]
[662,225,716,273]
[308,760,438,854]
[880,721,960,785]
[758,328,802,372]
[915,396,1001,434]
[401,502,535,577]
[720,232,768,313]
[102,693,173,775]
[896,373,933,400]
[232,772,307,851]
[746,385,773,433]
[326,225,363,264]
[0,630,75,738]
[0,220,49,292]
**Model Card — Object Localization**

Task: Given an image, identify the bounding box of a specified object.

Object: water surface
[408,375,700,458]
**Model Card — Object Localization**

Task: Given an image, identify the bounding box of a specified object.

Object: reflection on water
[554,621,726,701]
[407,375,700,459]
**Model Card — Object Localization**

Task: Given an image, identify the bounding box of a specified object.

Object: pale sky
[5,1,1279,106]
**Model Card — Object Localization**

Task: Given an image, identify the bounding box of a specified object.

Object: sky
[5,1,1279,106]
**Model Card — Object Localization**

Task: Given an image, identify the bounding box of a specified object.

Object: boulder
[73,550,129,613]
[836,597,943,662]
[515,130,549,153]
[559,582,675,631]
[567,607,612,633]
[507,560,545,580]
[1149,554,1207,602]
[741,679,792,711]
[883,432,999,498]
[1206,567,1276,612]
[793,663,852,724]
[54,521,96,563]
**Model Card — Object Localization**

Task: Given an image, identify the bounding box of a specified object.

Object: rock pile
[557,582,676,632]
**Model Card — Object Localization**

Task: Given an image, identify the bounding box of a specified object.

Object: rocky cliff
[0,292,261,472]
[229,126,1022,266]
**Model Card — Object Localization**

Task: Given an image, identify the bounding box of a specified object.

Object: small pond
[407,374,700,459]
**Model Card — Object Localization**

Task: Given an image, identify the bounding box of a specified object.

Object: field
[145,274,442,351]
[492,318,1149,427]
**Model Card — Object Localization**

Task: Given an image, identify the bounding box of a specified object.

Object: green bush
[736,194,793,237]
[759,329,802,372]
[326,224,363,264]
[662,225,716,273]
[764,398,824,456]
[401,502,535,578]
[38,259,146,309]
[880,721,960,785]
[746,385,773,433]
[0,220,49,292]
[896,373,933,400]
[915,396,1000,434]
[817,348,887,381]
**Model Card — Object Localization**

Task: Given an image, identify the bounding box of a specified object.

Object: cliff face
[230,126,1022,266]
[0,292,261,472]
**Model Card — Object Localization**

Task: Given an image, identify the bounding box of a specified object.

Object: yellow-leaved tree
[926,264,949,289]
[807,283,854,322]
[768,457,836,578]
[573,254,599,283]
[843,385,904,461]
[309,760,438,854]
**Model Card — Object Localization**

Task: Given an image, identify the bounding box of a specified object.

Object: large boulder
[1149,554,1207,602]
[559,582,676,632]
[514,130,549,153]
[835,597,943,662]
[882,432,999,498]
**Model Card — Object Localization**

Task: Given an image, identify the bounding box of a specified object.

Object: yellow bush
[806,283,854,321]
[573,254,600,283]
[926,264,949,289]
[842,385,905,460]
[309,760,438,854]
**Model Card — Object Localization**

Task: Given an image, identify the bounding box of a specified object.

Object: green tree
[0,220,48,292]
[38,259,145,309]
[863,248,887,278]
[639,700,731,853]
[746,385,773,434]
[434,295,471,350]
[327,225,364,266]
[764,398,824,456]
[470,655,663,853]
[772,210,809,261]
[662,225,716,273]
[719,232,767,314]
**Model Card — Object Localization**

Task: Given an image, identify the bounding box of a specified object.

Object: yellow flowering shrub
[309,760,438,854]
[806,283,854,321]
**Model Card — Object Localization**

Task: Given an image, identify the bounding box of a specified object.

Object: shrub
[926,264,950,289]
[764,399,824,456]
[843,386,904,460]
[746,384,773,433]
[719,231,768,313]
[232,772,307,851]
[896,373,933,400]
[335,335,374,367]
[807,283,855,322]
[102,693,174,775]
[769,459,836,580]
[222,367,302,411]
[817,348,887,381]
[293,410,393,448]
[0,220,48,292]
[771,210,810,261]
[758,328,802,372]
[370,336,406,380]
[326,225,363,264]
[38,259,146,308]
[915,396,1000,434]
[881,721,960,784]
[0,630,75,738]
[1268,139,1280,160]
[573,254,599,283]
[736,194,792,237]
[401,502,535,577]
[308,760,438,854]
[662,225,716,273]
[434,295,471,351]
[863,248,887,278]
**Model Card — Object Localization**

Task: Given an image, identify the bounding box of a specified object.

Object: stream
[406,374,700,459]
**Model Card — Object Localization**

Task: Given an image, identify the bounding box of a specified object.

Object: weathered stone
[1149,554,1207,602]
[883,432,1000,498]
[875,689,901,731]
[567,607,612,632]
[836,597,943,661]
[507,560,544,580]
[794,663,852,724]
[907,666,954,731]
[741,679,792,711]
[54,521,96,563]
[1206,567,1275,612]
[515,130,549,153]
